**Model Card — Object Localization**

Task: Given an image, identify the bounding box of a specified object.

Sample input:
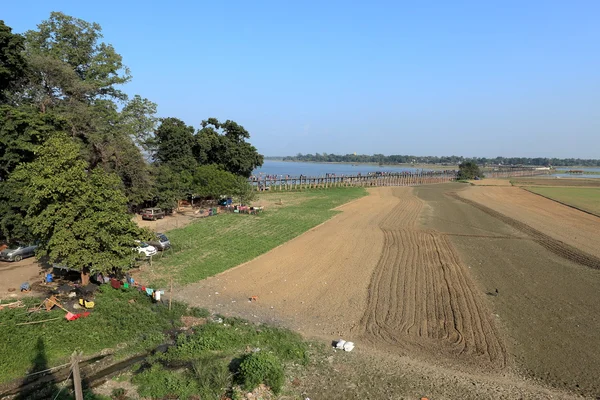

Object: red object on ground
[65,311,91,321]
[110,278,122,289]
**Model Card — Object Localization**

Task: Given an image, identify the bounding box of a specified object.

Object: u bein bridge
[249,167,550,191]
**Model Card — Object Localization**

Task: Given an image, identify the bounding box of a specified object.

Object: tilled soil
[416,184,600,397]
[177,185,600,398]
[457,186,600,260]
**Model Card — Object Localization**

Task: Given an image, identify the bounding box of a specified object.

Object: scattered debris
[65,311,91,321]
[334,339,355,352]
[78,299,95,309]
[0,300,24,311]
[249,295,259,302]
[180,316,207,329]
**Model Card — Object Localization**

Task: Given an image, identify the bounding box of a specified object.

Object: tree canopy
[0,13,263,276]
[10,134,141,273]
[457,161,482,180]
[0,20,28,103]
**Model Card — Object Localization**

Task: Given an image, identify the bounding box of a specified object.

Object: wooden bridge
[249,167,549,191]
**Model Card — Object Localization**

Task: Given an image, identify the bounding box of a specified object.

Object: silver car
[147,233,171,251]
[0,244,38,262]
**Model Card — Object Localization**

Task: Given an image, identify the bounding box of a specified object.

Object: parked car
[147,233,171,251]
[134,241,157,258]
[141,208,165,221]
[0,243,38,262]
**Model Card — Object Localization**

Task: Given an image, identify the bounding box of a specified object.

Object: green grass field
[525,187,600,215]
[0,285,206,386]
[152,187,367,285]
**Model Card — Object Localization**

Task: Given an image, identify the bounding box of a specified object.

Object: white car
[134,241,157,257]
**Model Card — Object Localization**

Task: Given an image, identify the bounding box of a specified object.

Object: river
[253,160,600,179]
[252,160,436,177]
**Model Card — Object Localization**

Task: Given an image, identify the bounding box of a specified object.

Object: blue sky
[3,1,599,158]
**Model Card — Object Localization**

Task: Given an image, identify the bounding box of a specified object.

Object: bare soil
[135,210,205,232]
[177,185,600,398]
[511,177,600,187]
[457,186,600,260]
[418,184,600,397]
[0,258,43,299]
[468,179,512,186]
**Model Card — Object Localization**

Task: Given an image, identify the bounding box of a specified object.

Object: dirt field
[457,186,600,261]
[178,188,505,369]
[177,184,600,398]
[511,177,600,187]
[468,178,512,186]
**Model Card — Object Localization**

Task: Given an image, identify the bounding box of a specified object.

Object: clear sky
[3,1,599,158]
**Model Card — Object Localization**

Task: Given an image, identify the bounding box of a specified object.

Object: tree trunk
[81,267,90,286]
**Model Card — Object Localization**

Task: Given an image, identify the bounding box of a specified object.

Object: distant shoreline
[262,159,458,170]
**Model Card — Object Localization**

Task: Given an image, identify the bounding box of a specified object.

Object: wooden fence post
[71,351,83,400]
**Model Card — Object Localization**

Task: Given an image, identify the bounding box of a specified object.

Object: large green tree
[457,161,482,180]
[10,134,141,279]
[0,106,66,240]
[0,21,28,103]
[19,13,156,206]
[23,11,130,110]
[196,118,263,178]
[154,117,197,172]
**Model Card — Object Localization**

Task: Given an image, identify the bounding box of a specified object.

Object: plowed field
[178,184,600,398]
[178,187,506,370]
[458,186,600,260]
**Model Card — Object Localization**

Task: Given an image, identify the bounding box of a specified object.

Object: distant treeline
[282,153,600,167]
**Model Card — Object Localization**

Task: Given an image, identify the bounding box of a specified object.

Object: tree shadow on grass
[15,337,62,399]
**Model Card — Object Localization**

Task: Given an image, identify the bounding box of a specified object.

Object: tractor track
[357,189,507,369]
[448,192,600,270]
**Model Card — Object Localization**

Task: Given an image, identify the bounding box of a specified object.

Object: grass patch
[152,187,367,285]
[525,187,600,215]
[0,285,208,385]
[132,317,309,399]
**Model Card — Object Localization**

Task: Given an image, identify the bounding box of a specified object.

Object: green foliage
[0,105,67,240]
[153,164,193,210]
[238,352,284,394]
[0,105,65,180]
[24,11,131,106]
[196,118,264,178]
[154,187,366,284]
[154,117,197,172]
[133,316,308,399]
[286,153,600,168]
[10,134,141,272]
[457,161,482,180]
[0,285,194,384]
[234,175,257,204]
[192,355,232,399]
[121,94,158,151]
[132,364,200,399]
[0,21,28,103]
